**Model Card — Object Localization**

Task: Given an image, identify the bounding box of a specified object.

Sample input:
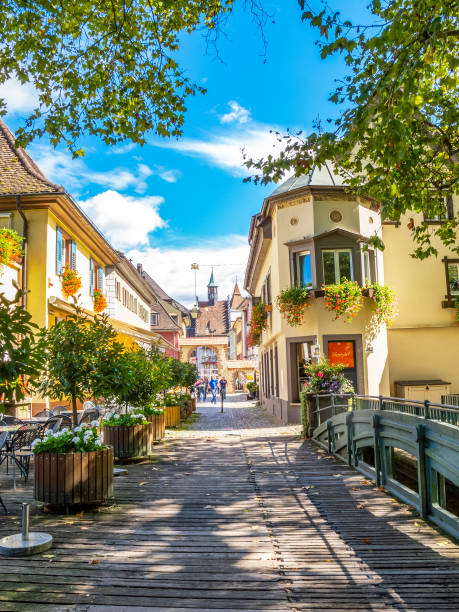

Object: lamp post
[191,263,199,305]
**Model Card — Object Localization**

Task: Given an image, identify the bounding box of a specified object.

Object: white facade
[105,266,151,331]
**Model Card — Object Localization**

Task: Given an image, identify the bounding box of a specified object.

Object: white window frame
[151,312,159,326]
[322,248,354,285]
[295,250,313,288]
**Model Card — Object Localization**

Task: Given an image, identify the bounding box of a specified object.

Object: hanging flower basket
[248,302,267,346]
[93,289,107,313]
[324,279,362,321]
[0,228,24,267]
[61,266,82,298]
[276,286,312,327]
[367,281,398,327]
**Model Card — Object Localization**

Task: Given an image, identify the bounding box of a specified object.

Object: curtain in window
[70,240,77,270]
[56,227,64,275]
[90,258,95,295]
[97,266,104,292]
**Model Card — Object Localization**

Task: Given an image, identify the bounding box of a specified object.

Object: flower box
[145,413,165,442]
[191,397,197,411]
[34,448,114,507]
[164,405,180,427]
[264,304,273,312]
[102,423,154,459]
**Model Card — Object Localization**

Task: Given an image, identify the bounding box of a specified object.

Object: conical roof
[207,268,217,287]
[269,161,344,197]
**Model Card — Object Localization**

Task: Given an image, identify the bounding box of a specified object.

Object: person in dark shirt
[219,377,227,399]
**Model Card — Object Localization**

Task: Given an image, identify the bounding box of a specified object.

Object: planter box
[191,397,197,411]
[164,405,181,427]
[102,423,154,459]
[34,448,114,506]
[145,413,165,441]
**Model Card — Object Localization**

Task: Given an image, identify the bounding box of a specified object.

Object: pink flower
[317,372,324,378]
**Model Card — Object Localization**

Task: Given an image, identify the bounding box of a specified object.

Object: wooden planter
[34,448,114,507]
[145,413,165,441]
[191,397,197,411]
[180,402,193,420]
[102,423,153,459]
[164,405,181,427]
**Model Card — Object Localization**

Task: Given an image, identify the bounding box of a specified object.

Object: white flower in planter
[31,438,41,449]
[91,420,99,427]
[72,436,80,444]
[74,425,82,432]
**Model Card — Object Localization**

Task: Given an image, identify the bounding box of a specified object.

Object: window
[294,250,313,288]
[447,262,459,296]
[363,251,371,283]
[139,305,149,323]
[90,258,103,295]
[115,280,121,301]
[171,314,178,325]
[151,312,159,326]
[0,213,11,229]
[56,226,77,274]
[322,249,353,285]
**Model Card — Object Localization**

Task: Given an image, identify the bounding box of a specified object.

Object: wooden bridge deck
[1,397,458,611]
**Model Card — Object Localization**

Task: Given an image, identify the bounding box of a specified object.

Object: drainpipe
[15,195,28,309]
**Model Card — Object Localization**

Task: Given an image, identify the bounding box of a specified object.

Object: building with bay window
[244,163,459,423]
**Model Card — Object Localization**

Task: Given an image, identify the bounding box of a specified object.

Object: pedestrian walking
[219,376,227,399]
[208,375,218,404]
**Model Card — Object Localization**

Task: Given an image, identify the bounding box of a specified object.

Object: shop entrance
[327,340,358,391]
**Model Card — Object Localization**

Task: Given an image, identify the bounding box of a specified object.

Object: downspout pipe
[15,195,28,309]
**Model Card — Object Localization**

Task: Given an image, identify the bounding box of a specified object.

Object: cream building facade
[244,165,459,423]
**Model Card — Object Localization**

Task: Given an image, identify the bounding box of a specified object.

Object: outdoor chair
[34,408,54,418]
[0,432,8,512]
[79,408,99,425]
[42,416,62,435]
[0,423,42,483]
[2,415,24,426]
[50,405,69,415]
[59,415,72,429]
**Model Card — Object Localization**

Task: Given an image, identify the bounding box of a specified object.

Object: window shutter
[70,240,77,270]
[97,266,104,292]
[90,258,95,295]
[56,227,64,275]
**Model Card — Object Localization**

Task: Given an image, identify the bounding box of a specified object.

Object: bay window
[294,250,313,288]
[322,249,353,285]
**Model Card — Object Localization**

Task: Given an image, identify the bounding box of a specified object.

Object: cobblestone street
[171,393,301,438]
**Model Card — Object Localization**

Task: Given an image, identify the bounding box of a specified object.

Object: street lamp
[191,262,199,305]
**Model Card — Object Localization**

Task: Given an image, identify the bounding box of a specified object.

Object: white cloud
[127,235,249,306]
[30,145,156,194]
[0,78,39,115]
[79,190,165,249]
[156,127,285,177]
[220,100,251,125]
[154,166,181,183]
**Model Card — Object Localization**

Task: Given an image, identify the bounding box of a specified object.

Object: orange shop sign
[328,341,355,368]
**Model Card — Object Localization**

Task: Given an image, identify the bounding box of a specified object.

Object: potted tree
[101,410,153,459]
[246,381,259,400]
[102,347,170,454]
[38,302,127,427]
[0,290,44,419]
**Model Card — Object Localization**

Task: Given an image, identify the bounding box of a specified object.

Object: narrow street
[1,395,458,610]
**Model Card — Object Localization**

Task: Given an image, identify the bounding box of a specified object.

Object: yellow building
[244,165,459,423]
[0,119,171,412]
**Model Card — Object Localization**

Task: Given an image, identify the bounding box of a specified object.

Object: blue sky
[1,1,370,305]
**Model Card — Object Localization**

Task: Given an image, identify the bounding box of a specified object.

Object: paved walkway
[1,395,458,610]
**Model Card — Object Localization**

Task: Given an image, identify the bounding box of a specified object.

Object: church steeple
[207,268,218,306]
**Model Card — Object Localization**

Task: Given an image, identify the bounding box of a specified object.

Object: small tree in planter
[276,286,312,326]
[39,303,127,427]
[0,290,44,417]
[246,381,258,400]
[324,279,362,321]
[248,302,267,346]
[32,422,113,508]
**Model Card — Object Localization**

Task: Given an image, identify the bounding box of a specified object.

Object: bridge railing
[311,407,459,540]
[301,392,459,437]
[442,394,459,407]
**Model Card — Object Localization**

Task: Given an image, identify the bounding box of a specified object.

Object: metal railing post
[331,393,335,416]
[424,400,430,420]
[379,395,384,411]
[416,424,429,519]
[373,414,381,487]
